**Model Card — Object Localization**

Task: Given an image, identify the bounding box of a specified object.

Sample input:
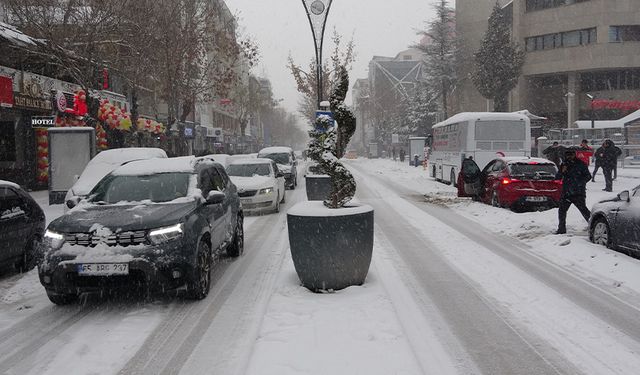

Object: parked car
[64,148,167,212]
[39,156,243,305]
[258,146,297,189]
[589,185,640,257]
[0,180,45,272]
[459,157,562,211]
[227,158,286,214]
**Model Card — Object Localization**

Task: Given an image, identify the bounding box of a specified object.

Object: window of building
[526,0,589,12]
[0,121,16,162]
[581,69,640,92]
[609,25,640,42]
[526,28,596,51]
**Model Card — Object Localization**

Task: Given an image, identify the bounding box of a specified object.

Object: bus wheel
[450,169,456,187]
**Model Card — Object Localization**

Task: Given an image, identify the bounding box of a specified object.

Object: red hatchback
[458,157,562,211]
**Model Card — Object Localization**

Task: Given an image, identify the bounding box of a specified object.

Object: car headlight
[44,229,65,250]
[259,187,274,195]
[148,223,184,244]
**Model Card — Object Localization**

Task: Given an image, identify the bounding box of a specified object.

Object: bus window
[477,141,492,150]
[475,120,526,141]
[494,142,508,150]
[509,142,525,150]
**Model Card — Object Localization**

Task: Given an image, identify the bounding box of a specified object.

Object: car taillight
[502,178,519,185]
[553,180,563,185]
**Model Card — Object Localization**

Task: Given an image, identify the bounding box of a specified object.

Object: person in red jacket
[576,139,593,166]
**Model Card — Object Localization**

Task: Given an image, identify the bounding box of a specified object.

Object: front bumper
[240,194,277,212]
[39,241,196,296]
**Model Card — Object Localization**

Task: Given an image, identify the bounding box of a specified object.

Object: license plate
[241,198,253,204]
[77,263,129,276]
[525,196,547,202]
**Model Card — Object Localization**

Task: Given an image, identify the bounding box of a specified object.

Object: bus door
[459,157,484,198]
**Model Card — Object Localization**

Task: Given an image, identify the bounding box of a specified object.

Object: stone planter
[287,201,374,292]
[305,174,332,201]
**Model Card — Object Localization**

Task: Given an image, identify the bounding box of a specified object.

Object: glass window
[227,163,272,177]
[91,173,191,204]
[509,163,558,178]
[0,121,16,162]
[563,30,581,47]
[258,152,290,165]
[210,168,226,191]
[475,120,526,141]
[543,34,556,49]
[509,142,525,150]
[476,141,492,151]
[493,142,509,151]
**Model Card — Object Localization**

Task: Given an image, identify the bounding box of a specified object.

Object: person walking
[576,139,593,166]
[555,148,592,234]
[598,139,619,192]
[399,149,405,163]
[392,147,397,161]
[592,140,604,182]
[414,154,419,168]
[543,141,564,168]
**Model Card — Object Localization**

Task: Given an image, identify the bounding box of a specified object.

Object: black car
[258,147,298,189]
[39,156,243,305]
[0,180,45,272]
[589,185,640,258]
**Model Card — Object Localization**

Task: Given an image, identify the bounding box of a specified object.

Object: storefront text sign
[592,99,640,111]
[14,94,52,110]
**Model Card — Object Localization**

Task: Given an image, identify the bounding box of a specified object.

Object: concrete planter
[305,175,332,201]
[287,201,374,292]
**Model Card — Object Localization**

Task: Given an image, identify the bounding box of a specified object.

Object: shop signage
[31,116,55,127]
[54,90,67,112]
[591,99,640,111]
[14,94,52,110]
[0,75,14,107]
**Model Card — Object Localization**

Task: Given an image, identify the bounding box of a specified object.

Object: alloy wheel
[593,221,610,247]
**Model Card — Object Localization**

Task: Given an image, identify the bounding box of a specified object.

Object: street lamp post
[586,93,595,129]
[301,0,333,109]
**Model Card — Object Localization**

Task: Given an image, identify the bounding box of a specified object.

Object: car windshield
[509,163,557,178]
[90,173,191,204]
[259,153,290,165]
[227,163,271,177]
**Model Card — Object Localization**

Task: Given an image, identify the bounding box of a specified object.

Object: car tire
[591,217,611,248]
[491,191,501,208]
[227,215,244,258]
[47,292,77,305]
[188,239,211,300]
[17,236,39,272]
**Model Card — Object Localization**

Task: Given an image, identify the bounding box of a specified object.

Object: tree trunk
[494,93,509,112]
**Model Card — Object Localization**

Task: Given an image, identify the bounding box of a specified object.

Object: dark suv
[0,180,45,272]
[38,156,243,304]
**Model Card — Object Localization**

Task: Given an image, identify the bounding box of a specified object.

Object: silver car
[589,185,640,257]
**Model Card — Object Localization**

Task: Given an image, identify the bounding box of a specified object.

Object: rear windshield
[509,163,557,179]
[259,153,290,165]
[227,163,271,177]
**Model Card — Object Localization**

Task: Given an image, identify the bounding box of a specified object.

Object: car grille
[64,230,148,247]
[238,190,257,197]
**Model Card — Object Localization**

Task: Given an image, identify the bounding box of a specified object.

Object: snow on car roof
[0,179,20,189]
[113,156,198,176]
[258,146,292,154]
[229,157,273,165]
[433,112,528,128]
[90,148,167,165]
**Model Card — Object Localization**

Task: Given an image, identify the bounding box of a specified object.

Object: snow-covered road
[1,160,639,374]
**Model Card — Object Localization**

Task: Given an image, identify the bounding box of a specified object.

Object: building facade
[456,0,640,129]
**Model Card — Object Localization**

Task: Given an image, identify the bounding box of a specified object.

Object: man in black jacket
[596,139,619,192]
[556,148,592,234]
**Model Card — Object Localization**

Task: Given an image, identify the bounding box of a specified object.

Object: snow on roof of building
[514,110,547,120]
[0,22,43,47]
[574,109,640,129]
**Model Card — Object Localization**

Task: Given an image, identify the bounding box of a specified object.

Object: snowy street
[1,160,640,374]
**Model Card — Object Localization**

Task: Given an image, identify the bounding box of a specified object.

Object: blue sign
[315,110,334,132]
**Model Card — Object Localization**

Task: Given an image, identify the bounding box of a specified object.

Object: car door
[272,161,285,198]
[615,187,640,252]
[0,187,28,264]
[460,157,483,197]
[198,168,226,247]
[486,160,505,195]
[211,167,233,243]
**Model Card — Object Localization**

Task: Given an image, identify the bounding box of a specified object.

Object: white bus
[428,112,531,185]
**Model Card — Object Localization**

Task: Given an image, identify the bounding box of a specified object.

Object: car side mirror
[618,190,630,202]
[206,190,225,204]
[66,196,81,209]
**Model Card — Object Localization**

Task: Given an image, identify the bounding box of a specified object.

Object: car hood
[49,201,197,233]
[229,176,274,191]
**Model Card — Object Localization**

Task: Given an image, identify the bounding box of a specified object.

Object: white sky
[226,0,448,116]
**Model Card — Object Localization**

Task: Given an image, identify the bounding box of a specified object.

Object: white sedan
[227,158,286,214]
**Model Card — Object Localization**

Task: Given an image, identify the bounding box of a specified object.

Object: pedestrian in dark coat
[555,148,592,234]
[543,141,564,168]
[591,141,604,182]
[597,139,619,192]
[399,149,405,163]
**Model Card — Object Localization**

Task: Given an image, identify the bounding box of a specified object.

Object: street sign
[315,110,334,132]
